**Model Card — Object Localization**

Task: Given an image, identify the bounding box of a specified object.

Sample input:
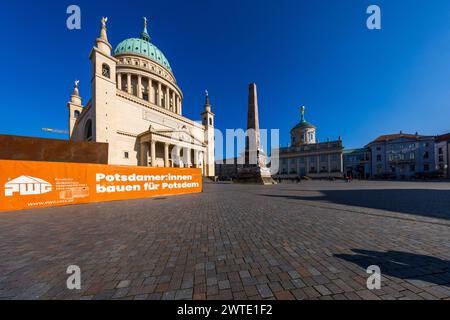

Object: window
[209,118,213,126]
[74,110,80,119]
[410,164,415,172]
[377,155,382,162]
[84,119,93,141]
[124,152,129,159]
[143,93,149,101]
[423,151,429,159]
[102,64,110,78]
[439,148,443,155]
[376,147,381,151]
[320,155,327,162]
[424,164,430,172]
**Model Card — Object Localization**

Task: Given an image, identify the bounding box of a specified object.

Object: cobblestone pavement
[0,181,449,300]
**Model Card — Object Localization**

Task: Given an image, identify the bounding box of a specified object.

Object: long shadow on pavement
[263,189,450,220]
[334,249,450,287]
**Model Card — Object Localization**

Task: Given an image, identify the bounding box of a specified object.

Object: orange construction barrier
[0,160,202,212]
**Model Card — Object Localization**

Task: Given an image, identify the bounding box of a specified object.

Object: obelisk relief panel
[235,83,275,185]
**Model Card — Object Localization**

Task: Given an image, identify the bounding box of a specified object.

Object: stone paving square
[0,180,449,300]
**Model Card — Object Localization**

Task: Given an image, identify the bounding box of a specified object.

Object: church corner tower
[89,17,118,148]
[201,90,215,177]
[67,80,83,138]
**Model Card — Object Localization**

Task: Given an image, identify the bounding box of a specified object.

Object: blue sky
[1,0,449,152]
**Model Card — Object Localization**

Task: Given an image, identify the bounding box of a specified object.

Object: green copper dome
[113,21,173,73]
[292,120,316,130]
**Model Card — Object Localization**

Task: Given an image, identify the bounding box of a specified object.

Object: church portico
[137,127,206,174]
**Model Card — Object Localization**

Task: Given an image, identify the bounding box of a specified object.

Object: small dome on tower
[290,106,316,145]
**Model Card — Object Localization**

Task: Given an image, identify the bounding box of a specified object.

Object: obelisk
[245,83,261,166]
[235,83,275,185]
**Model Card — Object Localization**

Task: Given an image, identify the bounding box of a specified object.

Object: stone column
[151,140,156,167]
[171,91,176,112]
[157,82,162,106]
[165,87,170,109]
[149,79,153,103]
[117,73,122,90]
[164,143,169,167]
[127,74,132,94]
[143,77,149,101]
[140,142,148,166]
[137,75,142,99]
[193,149,198,168]
[185,148,191,168]
[177,97,182,114]
[174,95,178,113]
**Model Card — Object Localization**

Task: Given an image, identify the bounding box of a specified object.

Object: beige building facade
[276,107,344,179]
[67,17,215,176]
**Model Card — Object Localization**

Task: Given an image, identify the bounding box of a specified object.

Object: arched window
[84,119,93,141]
[74,110,80,119]
[102,63,111,78]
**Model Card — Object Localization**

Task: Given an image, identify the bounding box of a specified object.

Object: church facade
[276,107,344,179]
[67,17,215,177]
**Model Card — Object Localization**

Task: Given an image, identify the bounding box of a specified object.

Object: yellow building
[68,17,215,177]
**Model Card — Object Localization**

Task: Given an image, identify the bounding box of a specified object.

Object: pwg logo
[4,176,52,197]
